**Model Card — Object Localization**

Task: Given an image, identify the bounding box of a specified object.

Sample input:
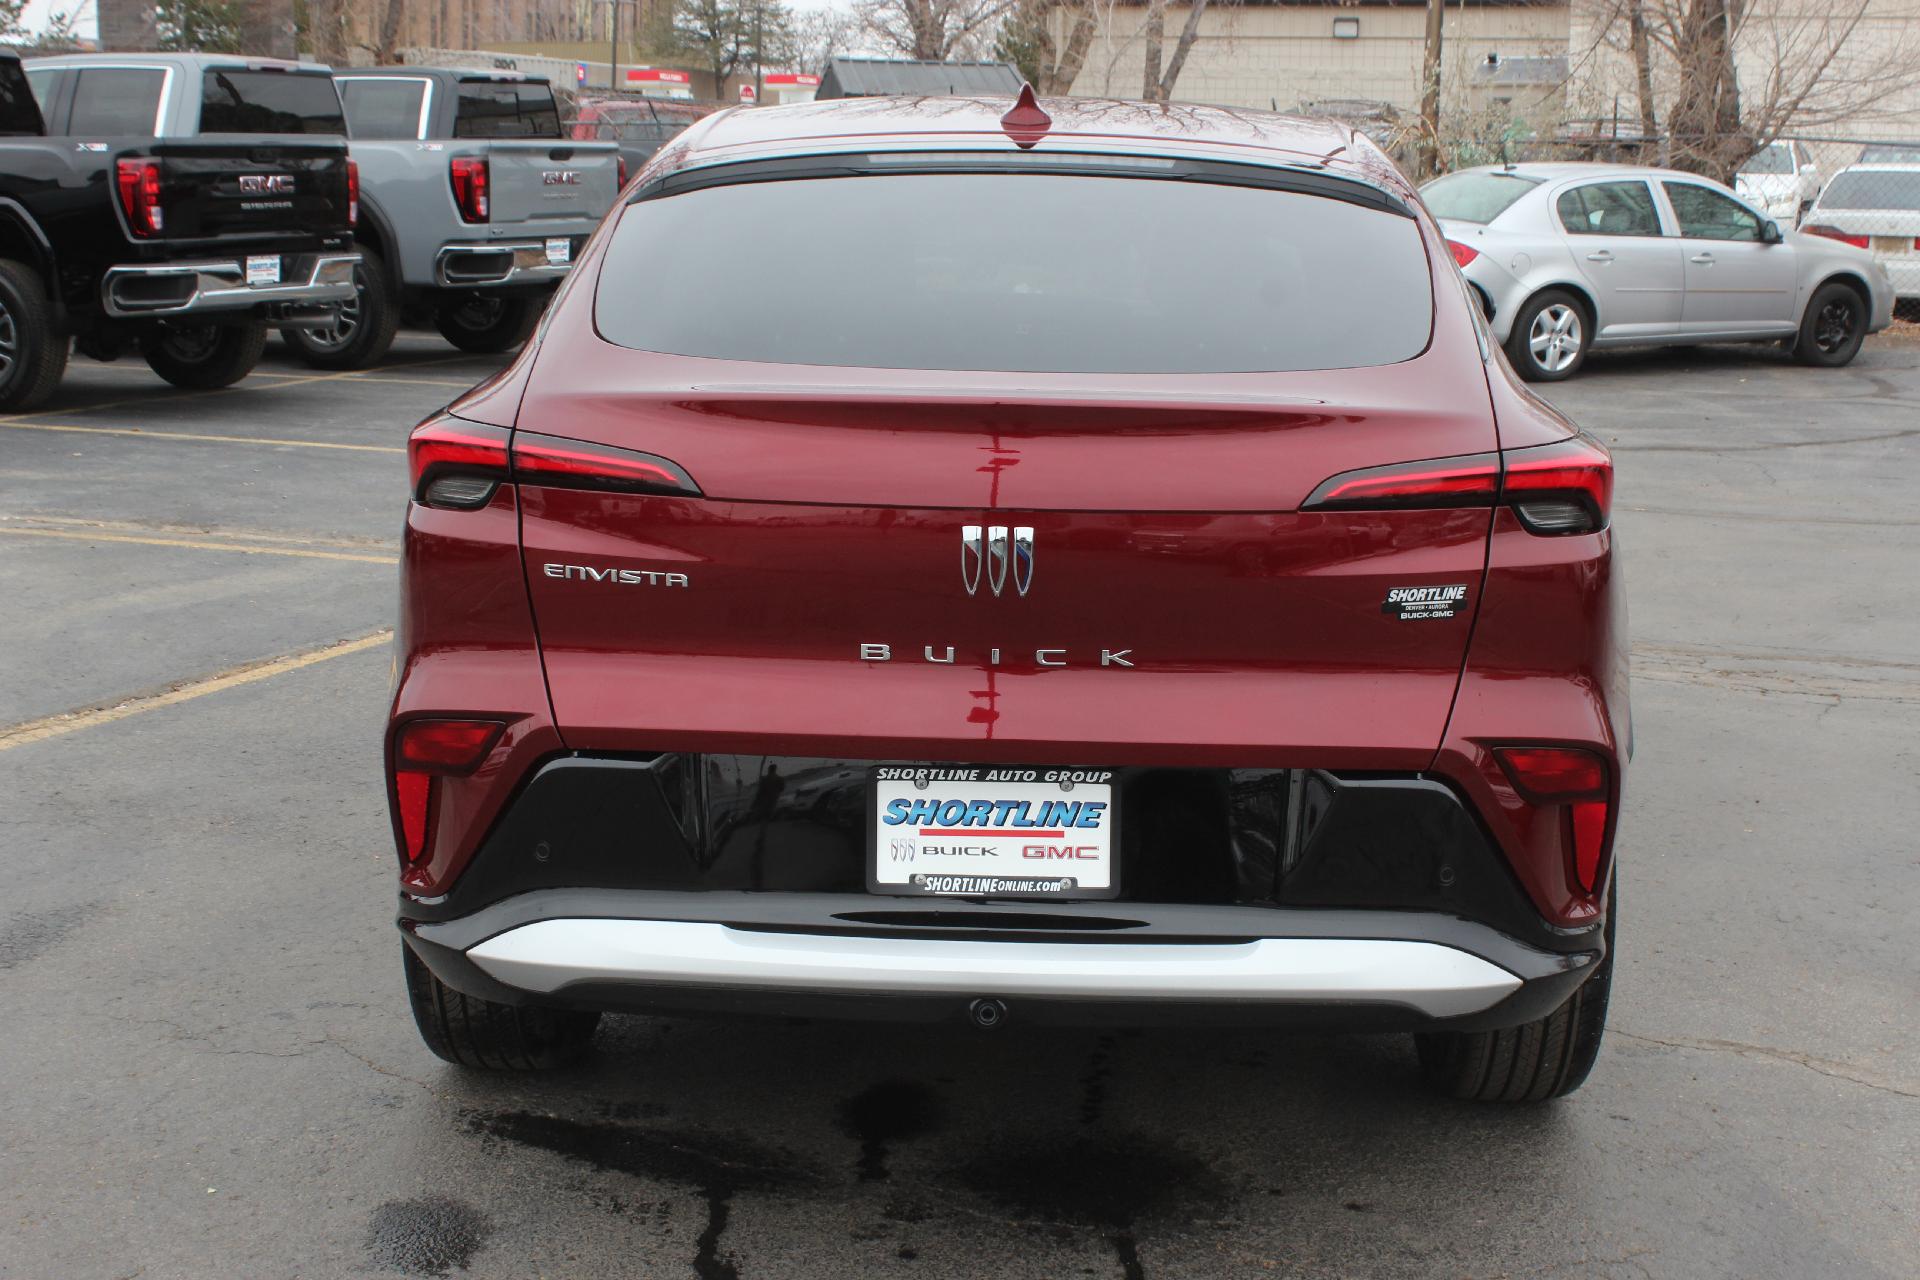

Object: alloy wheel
[1528,304,1583,373]
[447,296,507,333]
[306,268,366,351]
[1814,300,1856,354]
[0,298,16,384]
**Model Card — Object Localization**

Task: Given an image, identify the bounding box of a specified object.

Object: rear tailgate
[481,140,621,225]
[143,139,352,241]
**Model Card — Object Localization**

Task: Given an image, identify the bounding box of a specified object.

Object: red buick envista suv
[388,92,1627,1102]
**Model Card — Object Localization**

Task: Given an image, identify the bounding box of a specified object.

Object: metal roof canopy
[816,58,1024,100]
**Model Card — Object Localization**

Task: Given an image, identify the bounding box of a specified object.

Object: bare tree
[238,0,297,57]
[96,0,161,51]
[1134,0,1214,101]
[857,0,1017,61]
[1416,0,1445,178]
[1576,0,1920,181]
[374,0,407,64]
[996,0,1099,94]
[308,0,351,65]
[781,5,860,75]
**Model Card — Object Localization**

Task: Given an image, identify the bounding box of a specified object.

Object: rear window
[0,60,43,135]
[595,172,1433,374]
[1818,171,1920,211]
[1739,144,1791,175]
[342,77,427,139]
[69,67,166,135]
[199,69,344,134]
[1421,170,1542,224]
[454,81,560,138]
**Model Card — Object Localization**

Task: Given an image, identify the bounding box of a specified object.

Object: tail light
[408,417,701,509]
[449,156,489,222]
[408,418,510,508]
[1303,434,1612,535]
[1802,224,1868,249]
[617,155,628,188]
[115,158,164,236]
[389,719,506,882]
[346,157,359,227]
[1495,746,1613,894]
[1447,240,1480,268]
[512,431,700,497]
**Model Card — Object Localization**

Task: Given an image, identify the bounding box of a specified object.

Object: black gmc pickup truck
[0,50,357,408]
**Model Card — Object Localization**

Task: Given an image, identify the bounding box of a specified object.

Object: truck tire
[403,943,599,1070]
[140,321,268,390]
[433,293,540,354]
[282,244,399,370]
[0,257,69,412]
[1415,880,1615,1102]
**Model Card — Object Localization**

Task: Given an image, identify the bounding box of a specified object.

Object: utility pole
[1419,0,1445,179]
[612,0,622,93]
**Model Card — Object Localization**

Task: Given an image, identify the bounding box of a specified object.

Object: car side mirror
[1761,220,1783,245]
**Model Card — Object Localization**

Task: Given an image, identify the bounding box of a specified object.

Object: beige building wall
[1065,3,1572,116]
[1564,0,1920,141]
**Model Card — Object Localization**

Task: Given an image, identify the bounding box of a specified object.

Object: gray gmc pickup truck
[294,68,621,367]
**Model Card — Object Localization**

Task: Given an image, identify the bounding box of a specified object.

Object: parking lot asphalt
[1,332,1916,1280]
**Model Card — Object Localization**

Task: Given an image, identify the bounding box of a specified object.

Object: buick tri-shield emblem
[962,525,1034,597]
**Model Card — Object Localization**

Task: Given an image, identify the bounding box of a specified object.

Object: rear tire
[1415,881,1615,1102]
[432,293,539,354]
[402,943,599,1070]
[0,257,69,412]
[139,321,267,390]
[1503,289,1591,382]
[1792,280,1867,367]
[281,244,398,370]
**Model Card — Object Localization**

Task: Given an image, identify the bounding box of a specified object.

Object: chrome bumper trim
[465,919,1523,1019]
[101,253,358,318]
[434,240,573,288]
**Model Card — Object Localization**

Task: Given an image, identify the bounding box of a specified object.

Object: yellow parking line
[7,514,400,551]
[0,526,398,563]
[0,420,403,453]
[0,630,393,752]
[0,354,484,423]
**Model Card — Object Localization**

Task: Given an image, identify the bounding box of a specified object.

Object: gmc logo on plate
[237,174,294,194]
[542,170,581,185]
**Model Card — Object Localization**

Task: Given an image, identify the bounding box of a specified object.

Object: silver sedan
[1421,162,1897,380]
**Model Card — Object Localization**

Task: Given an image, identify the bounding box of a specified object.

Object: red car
[389,92,1627,1102]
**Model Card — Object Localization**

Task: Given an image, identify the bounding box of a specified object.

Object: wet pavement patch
[958,1132,1225,1279]
[365,1196,492,1277]
[464,1109,805,1280]
[836,1079,943,1181]
[0,901,99,970]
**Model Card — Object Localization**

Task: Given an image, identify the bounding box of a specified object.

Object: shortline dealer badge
[1383,584,1469,620]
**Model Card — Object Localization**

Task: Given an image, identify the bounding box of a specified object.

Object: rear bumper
[100,252,358,319]
[403,890,1601,1031]
[434,240,575,289]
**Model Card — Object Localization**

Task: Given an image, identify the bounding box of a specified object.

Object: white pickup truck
[289,68,621,367]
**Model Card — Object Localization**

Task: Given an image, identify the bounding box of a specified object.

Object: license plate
[545,237,571,265]
[869,766,1119,899]
[1872,236,1910,254]
[245,255,281,286]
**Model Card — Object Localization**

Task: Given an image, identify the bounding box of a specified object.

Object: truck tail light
[1494,746,1614,894]
[116,158,164,236]
[1447,240,1480,268]
[346,157,359,227]
[1802,224,1868,249]
[388,719,505,884]
[617,155,628,188]
[1303,434,1612,535]
[449,156,489,222]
